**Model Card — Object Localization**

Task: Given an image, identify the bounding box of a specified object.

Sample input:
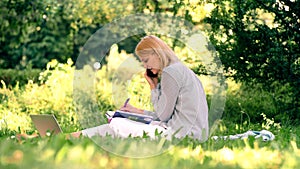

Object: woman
[78,35,209,141]
[18,35,209,141]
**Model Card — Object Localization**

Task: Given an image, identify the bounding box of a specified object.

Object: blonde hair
[135,35,179,69]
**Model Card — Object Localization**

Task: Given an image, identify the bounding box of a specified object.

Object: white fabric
[81,124,115,138]
[109,118,166,139]
[82,118,166,139]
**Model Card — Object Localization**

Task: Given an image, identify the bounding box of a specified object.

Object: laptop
[30,114,63,137]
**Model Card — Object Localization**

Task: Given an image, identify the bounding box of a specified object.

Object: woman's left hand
[120,103,144,114]
[144,72,159,90]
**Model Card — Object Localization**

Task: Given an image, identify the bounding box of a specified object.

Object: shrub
[0,45,149,133]
[222,80,294,125]
[0,69,41,87]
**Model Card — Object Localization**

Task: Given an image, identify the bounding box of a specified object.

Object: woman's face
[139,54,160,74]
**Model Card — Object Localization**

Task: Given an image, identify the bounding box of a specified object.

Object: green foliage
[0,0,210,69]
[0,0,44,69]
[0,59,77,133]
[223,81,276,124]
[223,79,299,126]
[205,0,299,123]
[0,69,41,87]
[0,0,120,69]
[0,45,147,133]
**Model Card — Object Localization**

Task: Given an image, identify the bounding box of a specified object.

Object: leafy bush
[0,59,76,133]
[205,0,300,125]
[0,69,41,87]
[222,79,299,126]
[0,45,151,134]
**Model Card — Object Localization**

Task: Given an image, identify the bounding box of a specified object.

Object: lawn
[1,122,299,169]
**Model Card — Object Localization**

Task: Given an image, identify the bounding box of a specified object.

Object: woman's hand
[120,103,144,114]
[144,72,159,90]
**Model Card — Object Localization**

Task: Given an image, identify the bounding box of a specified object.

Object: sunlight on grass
[1,126,300,169]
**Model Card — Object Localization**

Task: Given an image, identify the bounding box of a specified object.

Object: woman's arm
[151,71,180,122]
[121,70,180,121]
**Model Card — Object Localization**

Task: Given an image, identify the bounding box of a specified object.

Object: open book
[106,110,153,124]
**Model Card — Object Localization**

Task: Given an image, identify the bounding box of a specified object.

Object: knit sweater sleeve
[148,71,180,122]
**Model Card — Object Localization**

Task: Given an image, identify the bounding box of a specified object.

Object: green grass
[0,122,299,169]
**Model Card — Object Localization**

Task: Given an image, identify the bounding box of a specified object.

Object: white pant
[82,118,167,139]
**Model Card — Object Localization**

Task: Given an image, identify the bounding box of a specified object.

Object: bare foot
[66,131,82,139]
[16,133,39,141]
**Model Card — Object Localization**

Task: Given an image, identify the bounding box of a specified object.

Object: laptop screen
[30,114,63,137]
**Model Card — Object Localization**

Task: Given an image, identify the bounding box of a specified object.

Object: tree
[205,0,299,123]
[0,0,127,69]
